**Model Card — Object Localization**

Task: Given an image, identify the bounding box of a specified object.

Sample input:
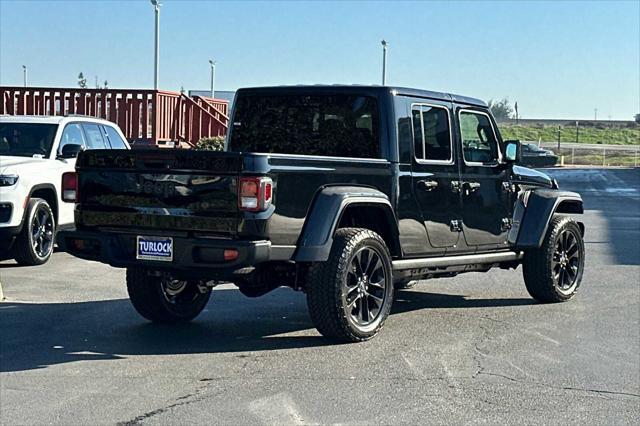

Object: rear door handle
[417,179,439,191]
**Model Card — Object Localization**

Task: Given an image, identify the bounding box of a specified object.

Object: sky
[0,0,638,120]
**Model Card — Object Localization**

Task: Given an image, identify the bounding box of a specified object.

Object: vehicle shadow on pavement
[0,288,536,373]
[393,289,535,312]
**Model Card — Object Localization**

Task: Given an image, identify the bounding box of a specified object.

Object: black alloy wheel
[343,246,389,330]
[552,228,582,294]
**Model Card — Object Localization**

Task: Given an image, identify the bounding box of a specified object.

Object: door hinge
[450,219,463,232]
[501,218,513,231]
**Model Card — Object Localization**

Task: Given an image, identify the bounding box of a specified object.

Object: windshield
[228,93,380,158]
[0,123,58,158]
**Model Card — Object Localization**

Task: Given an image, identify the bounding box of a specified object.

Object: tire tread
[14,198,54,266]
[306,228,393,342]
[523,215,584,303]
[126,267,210,323]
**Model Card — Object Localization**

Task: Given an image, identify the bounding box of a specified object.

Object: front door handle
[417,179,438,191]
[463,181,481,193]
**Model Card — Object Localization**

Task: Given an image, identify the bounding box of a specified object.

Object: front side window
[411,105,452,162]
[459,111,499,164]
[82,123,108,149]
[103,125,128,149]
[58,123,86,154]
[0,123,57,158]
[229,94,380,158]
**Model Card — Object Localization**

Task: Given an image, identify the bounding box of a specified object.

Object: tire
[126,267,211,323]
[13,198,55,266]
[306,228,394,342]
[523,215,585,303]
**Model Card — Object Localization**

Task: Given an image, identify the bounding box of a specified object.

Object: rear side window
[411,105,452,162]
[82,123,108,149]
[459,111,499,164]
[229,94,380,158]
[103,125,128,149]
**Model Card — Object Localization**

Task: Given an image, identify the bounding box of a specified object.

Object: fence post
[151,91,158,144]
[602,148,606,167]
[571,147,575,165]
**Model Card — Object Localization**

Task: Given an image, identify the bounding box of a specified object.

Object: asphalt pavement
[1,168,638,425]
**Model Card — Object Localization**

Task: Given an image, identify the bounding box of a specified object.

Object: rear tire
[523,215,585,303]
[306,228,394,342]
[126,267,211,323]
[14,198,55,266]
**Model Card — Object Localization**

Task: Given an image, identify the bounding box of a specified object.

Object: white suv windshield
[0,123,58,158]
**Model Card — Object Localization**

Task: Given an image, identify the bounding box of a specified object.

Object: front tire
[523,215,585,303]
[126,267,211,323]
[306,228,394,342]
[14,198,55,266]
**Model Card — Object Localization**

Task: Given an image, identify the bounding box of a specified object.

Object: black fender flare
[293,186,398,262]
[28,183,59,224]
[509,188,584,248]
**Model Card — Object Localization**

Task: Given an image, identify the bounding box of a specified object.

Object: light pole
[594,108,598,122]
[151,0,162,89]
[381,40,389,85]
[209,60,216,98]
[22,65,27,87]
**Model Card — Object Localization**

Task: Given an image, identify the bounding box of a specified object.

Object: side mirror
[504,140,521,163]
[59,144,83,159]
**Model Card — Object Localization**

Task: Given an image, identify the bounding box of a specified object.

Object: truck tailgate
[75,149,241,236]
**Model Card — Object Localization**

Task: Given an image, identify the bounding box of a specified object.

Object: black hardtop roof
[236,85,487,108]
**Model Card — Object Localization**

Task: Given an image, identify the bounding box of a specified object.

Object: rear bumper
[58,229,293,279]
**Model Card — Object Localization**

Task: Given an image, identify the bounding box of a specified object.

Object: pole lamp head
[22,65,26,70]
[209,60,216,67]
[381,40,389,48]
[150,0,162,7]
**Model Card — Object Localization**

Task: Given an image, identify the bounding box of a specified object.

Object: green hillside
[498,124,640,146]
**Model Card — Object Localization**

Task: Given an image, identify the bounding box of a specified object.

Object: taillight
[62,172,78,202]
[238,177,273,212]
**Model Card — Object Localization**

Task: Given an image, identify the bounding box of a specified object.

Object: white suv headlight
[0,175,19,186]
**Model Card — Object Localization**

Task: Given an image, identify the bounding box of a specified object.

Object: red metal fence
[0,86,229,147]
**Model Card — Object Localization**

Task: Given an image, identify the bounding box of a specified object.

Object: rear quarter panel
[244,154,394,246]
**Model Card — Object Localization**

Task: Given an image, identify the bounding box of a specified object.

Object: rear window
[82,123,108,149]
[228,94,380,158]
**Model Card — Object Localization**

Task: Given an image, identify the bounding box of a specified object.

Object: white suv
[0,116,130,265]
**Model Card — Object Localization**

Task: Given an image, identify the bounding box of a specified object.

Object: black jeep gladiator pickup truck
[59,85,585,342]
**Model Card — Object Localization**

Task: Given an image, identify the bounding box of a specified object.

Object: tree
[77,72,87,88]
[488,98,514,122]
[635,113,640,124]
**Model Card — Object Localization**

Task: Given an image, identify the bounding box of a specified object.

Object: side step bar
[392,251,523,271]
